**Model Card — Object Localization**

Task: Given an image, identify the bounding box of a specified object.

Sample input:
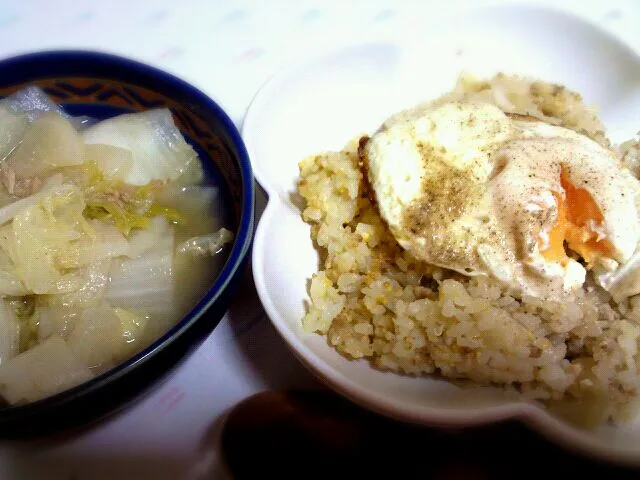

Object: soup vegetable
[0,87,233,405]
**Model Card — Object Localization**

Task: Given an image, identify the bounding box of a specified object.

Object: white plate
[243,4,640,465]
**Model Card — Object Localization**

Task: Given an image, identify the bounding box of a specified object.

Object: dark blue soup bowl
[0,51,254,438]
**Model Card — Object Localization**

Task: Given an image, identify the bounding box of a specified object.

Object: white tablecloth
[0,1,638,478]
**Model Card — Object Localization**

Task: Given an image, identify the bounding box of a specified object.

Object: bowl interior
[0,51,253,424]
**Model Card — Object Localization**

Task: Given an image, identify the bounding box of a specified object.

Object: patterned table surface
[0,1,638,478]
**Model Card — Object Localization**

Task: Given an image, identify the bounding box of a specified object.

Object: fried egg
[361,101,640,300]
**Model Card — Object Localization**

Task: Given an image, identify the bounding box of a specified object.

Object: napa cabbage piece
[50,260,113,311]
[37,305,81,342]
[67,303,131,370]
[176,228,234,256]
[0,335,93,404]
[82,109,198,186]
[85,144,133,181]
[113,307,148,357]
[0,182,152,296]
[66,303,148,371]
[81,164,183,236]
[0,183,90,294]
[106,216,175,323]
[172,155,205,187]
[5,296,38,352]
[0,173,63,226]
[82,181,163,236]
[0,183,16,211]
[156,184,219,210]
[35,260,111,347]
[1,113,85,184]
[4,86,65,122]
[0,91,86,196]
[0,86,67,161]
[0,104,27,163]
[5,295,35,321]
[127,215,172,259]
[57,221,129,269]
[0,250,29,297]
[156,185,223,232]
[0,300,19,367]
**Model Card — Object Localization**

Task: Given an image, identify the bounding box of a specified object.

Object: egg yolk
[540,170,614,266]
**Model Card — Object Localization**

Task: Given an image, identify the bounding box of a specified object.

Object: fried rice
[297,73,640,427]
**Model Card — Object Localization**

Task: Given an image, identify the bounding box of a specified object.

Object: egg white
[362,102,640,300]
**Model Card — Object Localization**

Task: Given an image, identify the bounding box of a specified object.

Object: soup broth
[0,87,233,405]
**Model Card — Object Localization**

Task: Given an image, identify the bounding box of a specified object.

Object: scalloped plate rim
[252,197,640,465]
[243,5,640,466]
